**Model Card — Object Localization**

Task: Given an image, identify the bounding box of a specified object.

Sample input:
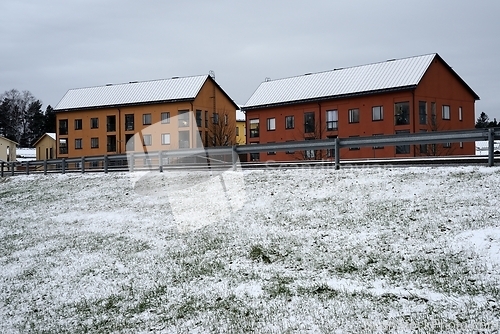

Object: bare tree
[0,89,44,146]
[292,112,332,160]
[414,110,456,156]
[208,109,236,147]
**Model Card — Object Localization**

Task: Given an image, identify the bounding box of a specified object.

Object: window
[236,126,239,136]
[125,134,134,151]
[107,135,116,152]
[395,130,410,154]
[125,114,134,131]
[395,102,410,125]
[197,131,203,147]
[178,110,190,127]
[91,137,99,148]
[161,112,170,124]
[212,112,219,125]
[59,138,68,154]
[224,114,228,126]
[304,112,315,133]
[443,142,451,148]
[348,109,359,123]
[431,102,437,127]
[442,105,450,120]
[267,142,276,155]
[196,110,202,127]
[460,141,464,148]
[372,134,384,149]
[59,119,68,135]
[107,115,116,132]
[161,133,171,145]
[249,119,259,138]
[285,116,295,129]
[267,118,276,131]
[372,106,383,121]
[143,114,152,125]
[419,101,427,125]
[143,134,152,146]
[327,136,337,157]
[205,111,208,128]
[178,131,190,148]
[459,107,463,121]
[348,135,360,150]
[326,110,338,130]
[419,130,427,154]
[250,143,259,161]
[91,117,99,129]
[74,119,82,130]
[285,140,295,154]
[75,138,83,149]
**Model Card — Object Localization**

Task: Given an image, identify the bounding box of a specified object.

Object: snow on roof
[47,133,56,140]
[243,53,477,109]
[55,75,210,111]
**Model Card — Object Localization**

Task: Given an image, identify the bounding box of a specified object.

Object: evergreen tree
[475,112,490,128]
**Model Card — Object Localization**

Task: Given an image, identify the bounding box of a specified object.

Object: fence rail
[1,128,499,177]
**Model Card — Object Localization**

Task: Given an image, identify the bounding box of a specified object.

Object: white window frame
[267,118,276,131]
[372,106,383,121]
[442,105,451,120]
[143,134,152,146]
[161,133,171,145]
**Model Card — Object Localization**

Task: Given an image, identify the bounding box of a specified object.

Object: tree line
[476,112,498,128]
[0,89,55,147]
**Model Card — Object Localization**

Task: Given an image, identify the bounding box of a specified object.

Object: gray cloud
[1,0,498,120]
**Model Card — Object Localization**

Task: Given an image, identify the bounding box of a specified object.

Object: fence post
[26,161,30,175]
[43,160,47,175]
[335,138,340,170]
[488,128,495,167]
[11,162,15,176]
[129,152,134,172]
[159,151,163,173]
[81,156,85,173]
[104,155,109,173]
[62,158,66,174]
[0,161,3,177]
[232,145,238,171]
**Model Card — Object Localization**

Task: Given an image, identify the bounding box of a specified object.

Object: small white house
[0,136,18,162]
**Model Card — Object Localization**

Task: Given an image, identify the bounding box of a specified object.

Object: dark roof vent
[304,73,312,76]
[172,76,179,79]
[106,84,113,86]
[387,59,396,62]
[129,81,138,84]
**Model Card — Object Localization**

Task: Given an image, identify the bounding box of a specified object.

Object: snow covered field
[1,166,500,333]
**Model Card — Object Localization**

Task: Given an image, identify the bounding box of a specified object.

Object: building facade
[0,136,17,162]
[33,133,56,160]
[54,75,238,158]
[242,54,479,161]
[236,109,246,145]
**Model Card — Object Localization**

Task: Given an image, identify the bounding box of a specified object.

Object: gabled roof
[243,53,479,110]
[0,136,19,145]
[33,133,56,146]
[55,75,237,111]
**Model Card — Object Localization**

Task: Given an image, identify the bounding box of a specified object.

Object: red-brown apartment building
[242,53,479,161]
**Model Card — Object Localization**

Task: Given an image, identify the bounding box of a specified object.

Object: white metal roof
[244,54,437,109]
[55,75,209,110]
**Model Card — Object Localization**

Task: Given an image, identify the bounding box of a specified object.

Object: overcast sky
[1,0,499,120]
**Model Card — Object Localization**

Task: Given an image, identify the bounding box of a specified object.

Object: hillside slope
[1,166,500,332]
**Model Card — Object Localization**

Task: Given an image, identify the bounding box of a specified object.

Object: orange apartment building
[242,53,479,161]
[54,75,238,159]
